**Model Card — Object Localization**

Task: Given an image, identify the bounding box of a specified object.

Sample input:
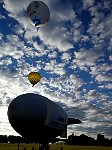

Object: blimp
[7,93,81,150]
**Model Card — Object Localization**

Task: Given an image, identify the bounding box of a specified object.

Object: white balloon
[27,1,50,28]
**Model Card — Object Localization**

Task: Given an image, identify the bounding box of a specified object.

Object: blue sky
[0,0,112,139]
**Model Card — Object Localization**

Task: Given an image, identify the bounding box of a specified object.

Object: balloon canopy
[28,72,41,86]
[27,1,50,28]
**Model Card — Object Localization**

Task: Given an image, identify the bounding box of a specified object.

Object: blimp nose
[7,93,48,138]
[8,94,47,123]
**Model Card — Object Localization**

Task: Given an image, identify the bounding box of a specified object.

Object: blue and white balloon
[27,1,50,28]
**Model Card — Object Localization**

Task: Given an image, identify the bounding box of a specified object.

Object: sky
[0,0,112,140]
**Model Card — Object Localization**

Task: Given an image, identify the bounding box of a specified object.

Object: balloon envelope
[27,1,50,27]
[28,72,41,86]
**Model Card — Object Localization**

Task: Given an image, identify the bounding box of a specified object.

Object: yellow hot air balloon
[28,72,41,87]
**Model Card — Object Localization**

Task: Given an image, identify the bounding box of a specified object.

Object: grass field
[0,143,112,150]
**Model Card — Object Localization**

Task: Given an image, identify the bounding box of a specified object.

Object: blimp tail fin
[68,118,82,125]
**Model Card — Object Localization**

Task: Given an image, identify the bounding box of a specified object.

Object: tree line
[0,134,112,146]
[66,133,112,146]
[0,135,28,143]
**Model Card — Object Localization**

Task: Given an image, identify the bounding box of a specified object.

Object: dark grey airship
[7,93,81,150]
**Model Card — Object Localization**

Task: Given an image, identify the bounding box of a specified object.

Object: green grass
[0,143,112,150]
[51,145,112,150]
[0,143,38,150]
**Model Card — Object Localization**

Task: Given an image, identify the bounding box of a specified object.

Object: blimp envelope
[7,93,68,141]
[44,100,68,130]
[27,1,50,27]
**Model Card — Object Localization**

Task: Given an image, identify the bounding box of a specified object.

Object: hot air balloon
[28,72,41,87]
[27,1,50,31]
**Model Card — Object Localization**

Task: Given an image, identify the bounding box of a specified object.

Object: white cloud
[109,55,112,61]
[109,37,112,51]
[61,52,71,62]
[99,83,112,90]
[105,84,112,89]
[0,33,3,39]
[74,48,103,69]
[43,60,66,76]
[0,14,6,19]
[11,24,24,35]
[88,1,112,54]
[96,73,112,82]
[0,57,12,65]
[47,50,57,59]
[90,63,112,77]
[82,0,94,9]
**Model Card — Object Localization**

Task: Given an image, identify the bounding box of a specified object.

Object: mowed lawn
[0,143,112,150]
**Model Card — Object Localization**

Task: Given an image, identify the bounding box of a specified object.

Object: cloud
[43,60,66,75]
[11,24,25,35]
[90,63,112,84]
[82,0,94,9]
[0,14,6,19]
[105,83,112,89]
[73,48,103,70]
[61,52,71,62]
[96,73,112,82]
